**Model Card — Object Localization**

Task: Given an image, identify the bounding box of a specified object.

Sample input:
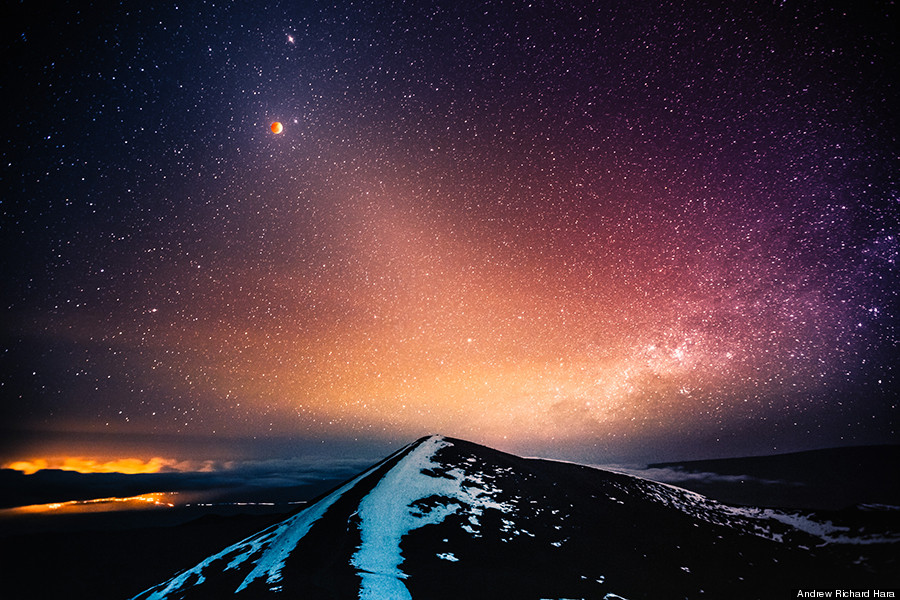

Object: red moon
[270,121,283,134]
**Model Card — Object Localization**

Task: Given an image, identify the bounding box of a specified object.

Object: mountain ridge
[646,444,900,509]
[132,434,900,599]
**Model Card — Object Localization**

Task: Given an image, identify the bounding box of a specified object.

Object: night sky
[2,0,897,470]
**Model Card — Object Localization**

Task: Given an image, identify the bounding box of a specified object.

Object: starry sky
[2,0,897,469]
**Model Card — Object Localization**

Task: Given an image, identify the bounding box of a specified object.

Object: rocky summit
[133,435,899,599]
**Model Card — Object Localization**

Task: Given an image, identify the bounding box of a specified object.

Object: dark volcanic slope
[649,445,900,509]
[0,512,288,600]
[133,436,900,600]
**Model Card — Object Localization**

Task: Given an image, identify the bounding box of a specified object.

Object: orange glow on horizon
[3,457,181,475]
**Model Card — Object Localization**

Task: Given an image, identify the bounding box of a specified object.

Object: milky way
[2,1,897,463]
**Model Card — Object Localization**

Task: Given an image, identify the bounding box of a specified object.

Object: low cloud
[0,454,379,509]
[4,454,372,478]
[596,465,798,487]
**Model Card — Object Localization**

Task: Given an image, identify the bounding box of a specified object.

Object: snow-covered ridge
[133,434,521,599]
[131,435,898,599]
[531,455,900,547]
[352,435,516,599]
[132,438,421,599]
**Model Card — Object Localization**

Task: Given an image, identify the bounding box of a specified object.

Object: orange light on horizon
[3,457,180,475]
[6,459,49,475]
[0,493,177,517]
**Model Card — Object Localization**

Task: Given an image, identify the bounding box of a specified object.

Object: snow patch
[599,470,900,547]
[351,435,515,599]
[132,443,407,599]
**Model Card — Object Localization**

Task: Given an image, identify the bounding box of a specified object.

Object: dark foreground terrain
[131,436,899,600]
[0,511,288,599]
[2,438,898,599]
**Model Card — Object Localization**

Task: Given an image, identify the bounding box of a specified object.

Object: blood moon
[270,121,283,134]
